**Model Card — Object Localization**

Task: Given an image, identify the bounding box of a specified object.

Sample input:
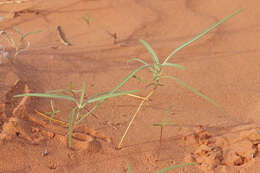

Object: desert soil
[0,0,260,173]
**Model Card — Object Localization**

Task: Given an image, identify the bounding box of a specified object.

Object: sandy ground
[0,0,260,173]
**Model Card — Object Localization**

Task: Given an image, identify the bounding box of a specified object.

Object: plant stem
[127,94,148,101]
[117,89,155,149]
[157,126,163,160]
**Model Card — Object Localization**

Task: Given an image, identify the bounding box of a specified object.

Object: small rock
[233,139,256,161]
[223,148,243,166]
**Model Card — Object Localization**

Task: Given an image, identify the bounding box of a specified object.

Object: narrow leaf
[23,30,41,39]
[68,81,73,96]
[76,101,103,124]
[68,107,77,148]
[163,121,176,126]
[45,110,60,115]
[12,25,23,38]
[139,39,160,64]
[79,83,86,107]
[111,64,150,93]
[14,93,76,102]
[50,100,54,111]
[46,89,70,94]
[46,89,81,95]
[152,123,163,127]
[128,163,132,173]
[162,76,225,113]
[156,162,195,173]
[88,91,111,100]
[162,62,185,69]
[78,65,149,124]
[127,58,151,67]
[162,103,174,125]
[163,9,244,64]
[50,99,58,114]
[86,90,139,104]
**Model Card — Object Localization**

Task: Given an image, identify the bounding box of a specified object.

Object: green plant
[116,9,244,149]
[81,13,90,25]
[14,82,139,148]
[153,104,176,158]
[44,99,60,123]
[0,25,40,63]
[127,162,195,173]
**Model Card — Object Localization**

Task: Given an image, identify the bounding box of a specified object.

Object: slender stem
[157,127,163,160]
[117,89,155,149]
[127,94,148,101]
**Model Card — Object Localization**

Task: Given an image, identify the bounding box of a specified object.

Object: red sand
[0,0,260,172]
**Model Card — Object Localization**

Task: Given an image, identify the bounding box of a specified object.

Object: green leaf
[162,9,245,64]
[49,99,60,116]
[127,58,151,67]
[162,62,185,69]
[111,64,150,93]
[162,76,225,113]
[46,89,70,94]
[12,25,23,38]
[156,162,195,173]
[46,89,81,96]
[127,163,132,173]
[153,63,162,72]
[14,93,76,102]
[85,90,139,104]
[82,13,90,25]
[78,65,149,124]
[79,83,86,108]
[68,107,77,148]
[139,39,160,64]
[88,91,111,100]
[76,101,103,124]
[76,64,148,124]
[152,123,163,127]
[153,104,175,128]
[161,103,174,125]
[13,25,41,41]
[68,81,74,96]
[163,121,176,126]
[45,110,60,115]
[23,30,41,39]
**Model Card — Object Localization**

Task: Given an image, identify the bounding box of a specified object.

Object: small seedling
[127,162,195,173]
[152,104,176,159]
[0,25,40,63]
[14,82,139,148]
[116,9,244,149]
[127,163,132,173]
[81,13,90,25]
